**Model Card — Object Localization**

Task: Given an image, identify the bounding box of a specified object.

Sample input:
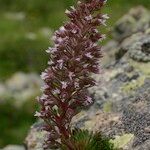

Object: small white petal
[59,64,63,69]
[85,15,93,21]
[87,96,92,103]
[40,72,48,80]
[77,1,81,4]
[45,49,50,53]
[98,19,107,26]
[45,106,50,110]
[46,47,57,54]
[69,72,75,80]
[70,6,75,10]
[93,43,97,47]
[52,105,58,111]
[57,59,63,63]
[84,96,93,105]
[44,101,52,105]
[53,89,60,95]
[65,9,70,14]
[74,82,79,88]
[41,84,49,91]
[57,37,63,43]
[59,26,66,32]
[34,111,42,117]
[52,48,57,53]
[93,29,99,33]
[76,58,81,61]
[65,123,69,129]
[72,29,77,34]
[54,126,60,134]
[61,81,68,89]
[57,59,64,69]
[104,0,107,4]
[83,64,88,68]
[85,52,93,58]
[48,60,54,65]
[100,34,106,41]
[41,94,48,100]
[55,44,59,47]
[102,14,109,19]
[52,35,57,41]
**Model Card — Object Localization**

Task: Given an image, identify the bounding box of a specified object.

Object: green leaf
[62,128,117,150]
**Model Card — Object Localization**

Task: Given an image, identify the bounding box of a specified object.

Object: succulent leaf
[62,129,116,150]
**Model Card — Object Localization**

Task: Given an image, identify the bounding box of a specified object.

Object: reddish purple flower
[35,0,108,149]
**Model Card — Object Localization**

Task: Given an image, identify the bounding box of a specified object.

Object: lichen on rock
[112,6,150,41]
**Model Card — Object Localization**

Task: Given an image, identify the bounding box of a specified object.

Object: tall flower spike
[35,0,108,149]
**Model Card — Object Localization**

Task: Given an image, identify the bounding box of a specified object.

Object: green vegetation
[121,76,146,93]
[0,99,37,146]
[62,129,116,150]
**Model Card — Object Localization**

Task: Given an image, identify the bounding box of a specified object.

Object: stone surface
[110,134,134,150]
[25,6,150,150]
[1,145,25,150]
[25,121,52,150]
[116,33,150,62]
[112,6,150,41]
[0,72,42,107]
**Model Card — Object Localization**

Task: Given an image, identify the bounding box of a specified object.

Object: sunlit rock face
[25,6,150,150]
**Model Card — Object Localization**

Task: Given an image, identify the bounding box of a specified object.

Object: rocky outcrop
[112,6,150,42]
[25,6,150,150]
[0,72,42,107]
[25,121,47,150]
[116,33,150,62]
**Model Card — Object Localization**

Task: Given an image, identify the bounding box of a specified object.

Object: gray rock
[0,72,42,107]
[135,139,150,150]
[112,6,150,41]
[1,145,25,150]
[116,32,150,62]
[129,34,150,62]
[25,121,54,150]
[6,72,42,91]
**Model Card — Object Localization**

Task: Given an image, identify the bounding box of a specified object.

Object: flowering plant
[35,0,111,149]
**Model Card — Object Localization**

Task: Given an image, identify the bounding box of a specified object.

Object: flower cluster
[35,0,108,149]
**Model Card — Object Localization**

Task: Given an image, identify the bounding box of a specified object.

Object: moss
[103,101,113,113]
[121,76,146,93]
[110,134,134,149]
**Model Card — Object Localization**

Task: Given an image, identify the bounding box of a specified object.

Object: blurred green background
[0,0,149,148]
